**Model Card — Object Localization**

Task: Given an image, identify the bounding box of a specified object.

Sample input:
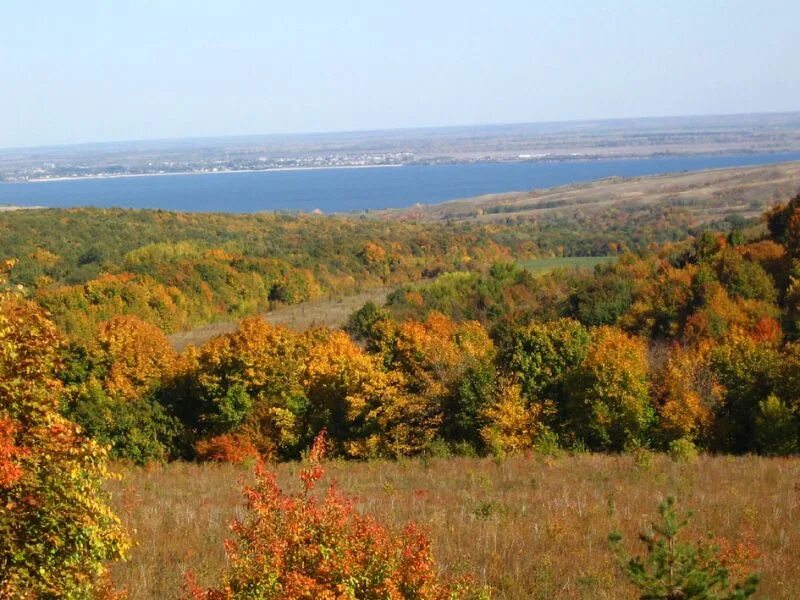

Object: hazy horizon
[3,110,800,154]
[2,1,798,148]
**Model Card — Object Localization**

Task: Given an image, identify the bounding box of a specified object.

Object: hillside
[380,160,800,223]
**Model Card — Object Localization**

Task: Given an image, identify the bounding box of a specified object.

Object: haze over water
[3,153,800,213]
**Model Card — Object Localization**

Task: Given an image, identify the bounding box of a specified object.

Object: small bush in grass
[609,496,759,599]
[194,433,259,464]
[668,438,699,463]
[630,445,655,470]
[184,431,488,599]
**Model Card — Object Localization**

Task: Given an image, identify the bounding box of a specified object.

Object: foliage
[0,269,129,597]
[655,343,720,446]
[344,300,391,341]
[667,438,699,464]
[479,377,550,455]
[562,326,654,451]
[58,315,184,463]
[194,433,260,464]
[753,395,799,456]
[0,208,558,339]
[183,432,485,600]
[505,318,590,402]
[708,335,782,453]
[609,496,759,599]
[766,192,800,257]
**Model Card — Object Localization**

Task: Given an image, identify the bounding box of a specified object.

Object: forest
[3,193,800,597]
[0,201,731,342]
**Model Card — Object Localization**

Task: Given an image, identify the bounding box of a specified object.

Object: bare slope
[380,161,800,223]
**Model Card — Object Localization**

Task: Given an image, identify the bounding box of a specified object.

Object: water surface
[2,153,799,213]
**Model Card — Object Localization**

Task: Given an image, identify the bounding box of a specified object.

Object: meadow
[516,256,616,274]
[109,453,799,599]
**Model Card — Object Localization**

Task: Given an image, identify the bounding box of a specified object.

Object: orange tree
[184,432,487,600]
[0,262,129,597]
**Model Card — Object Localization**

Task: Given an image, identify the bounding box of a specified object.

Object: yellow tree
[479,377,550,454]
[655,342,721,446]
[563,326,654,450]
[0,262,129,597]
[387,313,496,450]
[93,314,179,400]
[302,328,430,457]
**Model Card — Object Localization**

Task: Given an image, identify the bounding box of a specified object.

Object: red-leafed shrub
[194,433,260,464]
[184,431,486,599]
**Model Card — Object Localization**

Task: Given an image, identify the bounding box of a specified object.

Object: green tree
[753,395,798,456]
[505,318,590,402]
[709,336,781,453]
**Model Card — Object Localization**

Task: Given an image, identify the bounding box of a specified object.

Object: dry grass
[378,161,800,224]
[168,287,389,351]
[109,454,800,599]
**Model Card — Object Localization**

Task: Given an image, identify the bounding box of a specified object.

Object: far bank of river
[2,152,800,213]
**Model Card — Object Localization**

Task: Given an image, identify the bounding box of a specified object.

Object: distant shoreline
[7,149,800,185]
[8,163,405,184]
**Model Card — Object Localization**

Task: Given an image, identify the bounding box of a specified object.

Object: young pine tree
[609,496,759,600]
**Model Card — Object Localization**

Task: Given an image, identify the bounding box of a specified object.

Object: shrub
[609,496,759,599]
[668,438,700,463]
[184,431,486,599]
[195,433,260,464]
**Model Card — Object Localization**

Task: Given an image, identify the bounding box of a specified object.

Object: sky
[1,0,798,148]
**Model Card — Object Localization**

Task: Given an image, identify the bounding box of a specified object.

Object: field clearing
[168,287,389,350]
[517,256,616,274]
[109,454,800,599]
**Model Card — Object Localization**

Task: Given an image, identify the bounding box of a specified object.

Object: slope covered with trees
[2,192,788,465]
[0,202,739,341]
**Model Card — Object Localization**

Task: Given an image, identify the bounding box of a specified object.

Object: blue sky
[1,0,798,148]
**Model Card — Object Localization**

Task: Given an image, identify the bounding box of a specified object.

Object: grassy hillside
[517,256,616,273]
[380,161,800,224]
[168,286,390,350]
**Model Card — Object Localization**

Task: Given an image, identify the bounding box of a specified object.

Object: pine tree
[609,496,759,600]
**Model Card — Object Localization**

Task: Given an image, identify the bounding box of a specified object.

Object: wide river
[2,152,800,213]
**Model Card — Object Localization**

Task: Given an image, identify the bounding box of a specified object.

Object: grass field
[168,287,390,351]
[109,453,799,599]
[517,256,616,274]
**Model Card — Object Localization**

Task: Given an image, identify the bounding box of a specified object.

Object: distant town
[2,112,800,183]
